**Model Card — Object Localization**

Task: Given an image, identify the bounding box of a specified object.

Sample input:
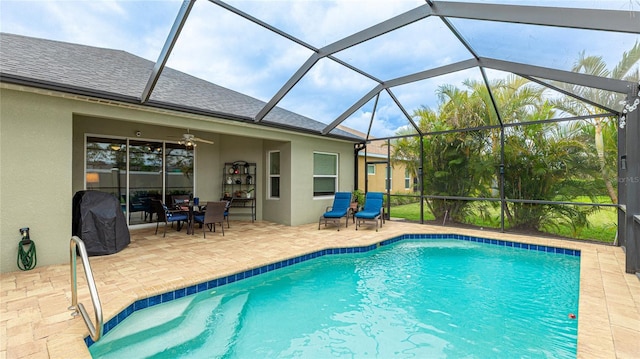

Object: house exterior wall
[356,156,413,194]
[262,140,291,225]
[0,85,355,273]
[1,88,74,274]
[290,139,354,226]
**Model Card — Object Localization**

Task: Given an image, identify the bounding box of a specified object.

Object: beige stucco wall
[1,88,73,273]
[0,84,355,273]
[262,140,291,225]
[290,138,355,226]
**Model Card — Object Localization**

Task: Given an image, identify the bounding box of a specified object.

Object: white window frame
[367,164,376,175]
[267,150,280,200]
[405,168,411,189]
[313,151,338,198]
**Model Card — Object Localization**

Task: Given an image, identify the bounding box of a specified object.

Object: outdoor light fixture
[618,81,640,129]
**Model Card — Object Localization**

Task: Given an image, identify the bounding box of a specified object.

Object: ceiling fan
[171,130,214,148]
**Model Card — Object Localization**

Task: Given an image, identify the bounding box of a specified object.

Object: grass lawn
[389,200,617,243]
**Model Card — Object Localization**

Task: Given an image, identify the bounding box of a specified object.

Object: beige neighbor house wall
[357,156,413,194]
[0,84,355,273]
[336,126,413,195]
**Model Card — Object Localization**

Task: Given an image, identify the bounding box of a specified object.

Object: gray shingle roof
[0,33,361,140]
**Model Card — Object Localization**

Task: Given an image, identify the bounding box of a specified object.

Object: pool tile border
[85,233,580,347]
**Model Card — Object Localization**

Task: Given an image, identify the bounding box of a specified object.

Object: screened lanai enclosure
[2,0,639,273]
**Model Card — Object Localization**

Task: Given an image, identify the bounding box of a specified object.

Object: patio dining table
[176,199,206,235]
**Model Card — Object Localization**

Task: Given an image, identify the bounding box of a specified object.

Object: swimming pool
[88,234,580,358]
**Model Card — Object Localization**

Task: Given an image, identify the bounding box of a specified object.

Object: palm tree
[501,102,600,231]
[549,41,640,204]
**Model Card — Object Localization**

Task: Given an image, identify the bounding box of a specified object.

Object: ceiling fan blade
[194,137,214,144]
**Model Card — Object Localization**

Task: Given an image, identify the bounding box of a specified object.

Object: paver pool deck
[1,220,639,358]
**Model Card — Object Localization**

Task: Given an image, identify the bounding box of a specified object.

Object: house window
[367,164,375,175]
[314,152,338,197]
[405,168,411,189]
[268,151,280,199]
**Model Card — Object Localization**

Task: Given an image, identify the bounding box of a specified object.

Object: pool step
[161,292,250,357]
[89,293,222,358]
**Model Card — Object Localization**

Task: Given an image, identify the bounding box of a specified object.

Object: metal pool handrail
[68,236,103,342]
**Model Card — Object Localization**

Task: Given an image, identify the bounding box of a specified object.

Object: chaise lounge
[318,192,352,231]
[355,192,384,232]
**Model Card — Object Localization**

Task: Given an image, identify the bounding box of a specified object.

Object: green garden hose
[17,228,37,271]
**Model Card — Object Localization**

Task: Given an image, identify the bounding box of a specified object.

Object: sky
[1,0,638,138]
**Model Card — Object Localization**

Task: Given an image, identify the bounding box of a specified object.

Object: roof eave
[0,74,364,142]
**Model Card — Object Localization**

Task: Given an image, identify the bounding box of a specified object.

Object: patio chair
[355,192,384,232]
[151,199,189,237]
[194,201,227,237]
[318,192,352,231]
[171,194,190,211]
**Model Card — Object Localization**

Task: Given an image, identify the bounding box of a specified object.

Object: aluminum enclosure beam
[141,0,195,103]
[254,54,320,122]
[522,75,619,115]
[323,85,385,134]
[324,59,479,134]
[385,58,479,88]
[321,4,432,55]
[621,87,640,274]
[479,57,633,94]
[254,4,434,122]
[386,88,422,135]
[325,56,633,135]
[430,1,640,34]
[236,0,636,131]
[209,0,317,51]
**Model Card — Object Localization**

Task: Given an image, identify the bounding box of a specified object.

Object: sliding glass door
[127,140,163,225]
[85,136,194,226]
[85,136,127,200]
[165,143,194,204]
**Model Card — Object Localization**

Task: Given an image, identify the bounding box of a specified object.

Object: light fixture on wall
[86,172,99,189]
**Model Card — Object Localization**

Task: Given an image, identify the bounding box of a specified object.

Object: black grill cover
[72,191,130,256]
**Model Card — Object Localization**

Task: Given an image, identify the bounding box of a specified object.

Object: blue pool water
[89,237,580,358]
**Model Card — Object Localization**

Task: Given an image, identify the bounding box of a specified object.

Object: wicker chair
[194,201,228,237]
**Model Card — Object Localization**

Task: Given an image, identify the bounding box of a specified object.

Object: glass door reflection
[85,137,127,213]
[128,140,163,225]
[165,143,194,205]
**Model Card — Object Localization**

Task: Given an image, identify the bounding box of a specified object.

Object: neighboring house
[0,33,363,273]
[337,126,414,195]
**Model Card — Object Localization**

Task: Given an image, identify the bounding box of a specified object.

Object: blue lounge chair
[318,192,352,231]
[355,192,384,232]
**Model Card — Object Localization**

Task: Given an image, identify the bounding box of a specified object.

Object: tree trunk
[594,120,618,203]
